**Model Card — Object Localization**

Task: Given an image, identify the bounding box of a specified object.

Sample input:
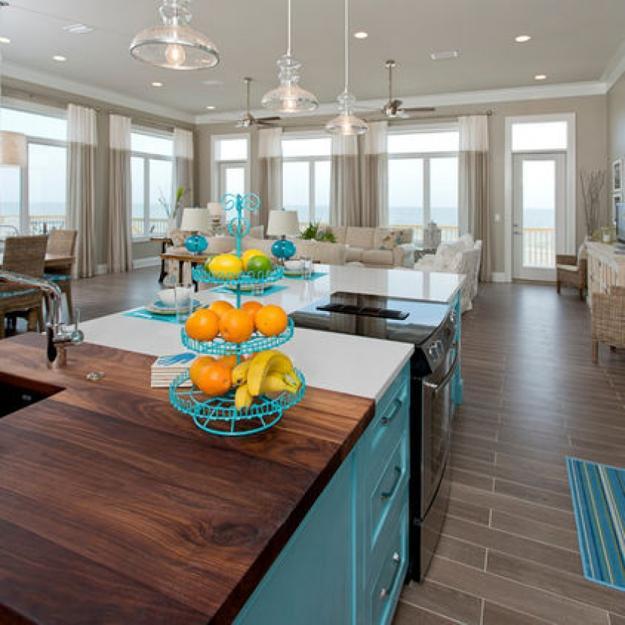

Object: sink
[0,372,63,418]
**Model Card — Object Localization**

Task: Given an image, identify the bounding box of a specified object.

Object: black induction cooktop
[290,291,451,347]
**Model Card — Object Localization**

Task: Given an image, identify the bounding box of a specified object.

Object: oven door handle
[423,343,459,396]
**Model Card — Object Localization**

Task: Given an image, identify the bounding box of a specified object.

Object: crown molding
[2,62,196,124]
[194,80,608,125]
[602,40,625,91]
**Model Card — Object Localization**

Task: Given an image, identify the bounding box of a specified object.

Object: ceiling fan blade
[401,107,437,113]
[257,116,282,122]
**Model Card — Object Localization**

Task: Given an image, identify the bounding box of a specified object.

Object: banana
[260,372,299,395]
[247,350,294,396]
[231,359,252,386]
[235,383,254,410]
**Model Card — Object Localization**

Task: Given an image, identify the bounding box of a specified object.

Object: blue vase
[185,234,208,255]
[271,238,296,261]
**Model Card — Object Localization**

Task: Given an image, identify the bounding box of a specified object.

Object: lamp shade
[0,131,27,167]
[207,201,224,216]
[180,207,210,231]
[267,210,300,236]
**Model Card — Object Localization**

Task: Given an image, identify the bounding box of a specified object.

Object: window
[212,134,249,200]
[282,136,331,225]
[0,105,67,234]
[387,128,459,242]
[130,129,174,237]
[511,121,567,152]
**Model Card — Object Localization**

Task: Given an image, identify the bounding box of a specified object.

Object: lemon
[208,253,244,278]
[242,249,269,270]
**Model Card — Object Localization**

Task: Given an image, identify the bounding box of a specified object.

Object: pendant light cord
[287,0,292,56]
[344,0,349,93]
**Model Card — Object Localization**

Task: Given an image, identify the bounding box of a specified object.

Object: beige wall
[3,78,196,268]
[196,94,608,275]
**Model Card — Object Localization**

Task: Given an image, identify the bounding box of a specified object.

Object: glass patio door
[512,153,565,281]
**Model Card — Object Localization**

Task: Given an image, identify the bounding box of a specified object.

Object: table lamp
[267,210,299,263]
[180,208,210,254]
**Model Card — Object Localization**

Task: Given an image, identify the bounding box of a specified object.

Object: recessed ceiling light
[52,55,67,62]
[62,23,94,35]
[515,34,532,43]
[0,36,11,44]
[353,31,368,39]
[151,81,163,87]
[430,49,460,61]
[534,74,547,81]
[205,105,216,110]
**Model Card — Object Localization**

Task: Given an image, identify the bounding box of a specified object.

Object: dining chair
[44,229,77,321]
[0,234,48,339]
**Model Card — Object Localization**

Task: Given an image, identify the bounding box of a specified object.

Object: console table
[585,242,625,306]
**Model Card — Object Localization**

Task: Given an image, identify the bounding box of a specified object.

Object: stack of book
[151,352,196,388]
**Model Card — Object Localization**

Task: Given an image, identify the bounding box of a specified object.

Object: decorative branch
[580,170,605,236]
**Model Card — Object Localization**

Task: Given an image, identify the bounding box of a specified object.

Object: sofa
[327,226,415,268]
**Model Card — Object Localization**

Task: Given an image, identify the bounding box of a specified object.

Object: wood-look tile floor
[44,270,625,623]
[394,283,625,625]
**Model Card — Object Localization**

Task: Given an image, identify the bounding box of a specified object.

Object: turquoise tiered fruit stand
[169,192,306,437]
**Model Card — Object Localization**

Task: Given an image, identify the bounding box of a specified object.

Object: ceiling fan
[236,77,281,128]
[370,60,436,120]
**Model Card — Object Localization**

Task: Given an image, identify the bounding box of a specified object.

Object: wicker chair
[0,234,48,339]
[591,286,625,363]
[44,229,77,321]
[556,253,587,300]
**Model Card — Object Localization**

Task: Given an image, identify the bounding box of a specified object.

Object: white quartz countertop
[81,264,464,401]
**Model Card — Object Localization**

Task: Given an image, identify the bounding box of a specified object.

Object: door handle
[381,466,402,500]
[379,552,402,599]
[381,396,403,426]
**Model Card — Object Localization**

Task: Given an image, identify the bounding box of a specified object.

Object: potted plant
[300,221,336,243]
[158,186,188,233]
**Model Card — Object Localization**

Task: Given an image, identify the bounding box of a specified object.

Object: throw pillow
[378,229,403,250]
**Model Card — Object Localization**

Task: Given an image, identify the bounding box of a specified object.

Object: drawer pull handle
[379,552,402,599]
[381,466,402,500]
[381,397,403,426]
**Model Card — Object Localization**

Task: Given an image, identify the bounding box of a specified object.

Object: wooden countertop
[0,334,374,625]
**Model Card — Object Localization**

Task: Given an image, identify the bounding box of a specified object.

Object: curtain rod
[2,87,186,132]
[386,109,494,124]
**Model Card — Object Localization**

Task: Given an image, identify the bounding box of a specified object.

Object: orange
[193,361,232,397]
[255,305,288,337]
[185,309,220,342]
[216,354,238,369]
[219,309,254,344]
[189,356,215,386]
[209,300,234,319]
[241,300,263,324]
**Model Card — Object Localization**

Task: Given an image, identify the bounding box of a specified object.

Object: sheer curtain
[67,103,97,278]
[107,114,133,273]
[459,115,491,281]
[330,135,361,227]
[257,127,282,230]
[173,128,194,221]
[361,121,388,227]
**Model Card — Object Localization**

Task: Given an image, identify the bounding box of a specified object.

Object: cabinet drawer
[365,367,410,464]
[366,431,409,553]
[369,503,409,625]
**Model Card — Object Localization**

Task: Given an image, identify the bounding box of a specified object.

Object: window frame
[386,124,460,240]
[210,133,250,201]
[281,131,331,224]
[130,127,174,240]
[0,101,68,235]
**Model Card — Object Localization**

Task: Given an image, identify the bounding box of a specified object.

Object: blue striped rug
[566,457,625,591]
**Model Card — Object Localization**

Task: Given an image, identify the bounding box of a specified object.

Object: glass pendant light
[0,44,26,167]
[130,0,219,70]
[325,0,368,136]
[261,0,318,113]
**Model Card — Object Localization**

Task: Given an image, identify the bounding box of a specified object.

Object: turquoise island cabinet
[233,363,411,625]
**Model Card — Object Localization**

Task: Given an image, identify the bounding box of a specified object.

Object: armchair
[591,286,625,363]
[556,253,587,300]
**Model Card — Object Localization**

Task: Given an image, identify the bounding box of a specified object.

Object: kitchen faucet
[0,270,83,368]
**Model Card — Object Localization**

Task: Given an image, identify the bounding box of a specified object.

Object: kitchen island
[0,265,463,625]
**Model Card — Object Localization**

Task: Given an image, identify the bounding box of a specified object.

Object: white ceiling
[2,0,625,120]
